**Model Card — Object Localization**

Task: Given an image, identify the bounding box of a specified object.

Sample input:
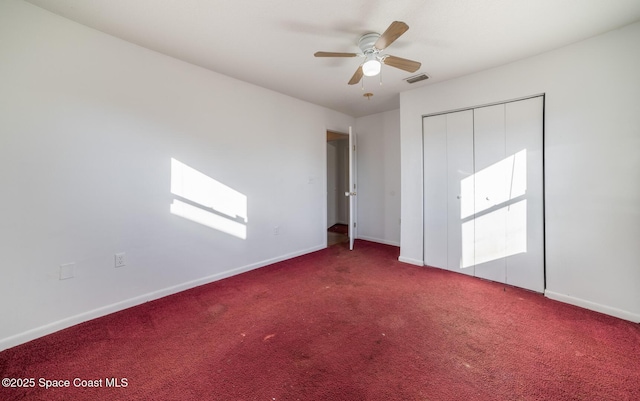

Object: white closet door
[505,96,544,292]
[446,110,475,274]
[423,97,544,292]
[423,115,448,268]
[473,104,508,283]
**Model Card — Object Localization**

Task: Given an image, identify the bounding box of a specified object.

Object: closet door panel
[473,104,507,283]
[423,115,448,269]
[446,110,475,274]
[505,96,544,292]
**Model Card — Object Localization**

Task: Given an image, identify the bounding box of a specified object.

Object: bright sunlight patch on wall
[460,149,527,268]
[170,158,247,239]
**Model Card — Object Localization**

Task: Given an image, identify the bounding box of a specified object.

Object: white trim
[421,93,546,119]
[398,255,424,266]
[358,235,400,247]
[545,290,640,323]
[0,244,325,351]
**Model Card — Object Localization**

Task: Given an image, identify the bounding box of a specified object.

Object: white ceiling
[24,0,640,117]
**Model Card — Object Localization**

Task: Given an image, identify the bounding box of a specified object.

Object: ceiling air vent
[404,73,429,84]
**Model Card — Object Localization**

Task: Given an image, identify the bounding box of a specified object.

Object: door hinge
[353,222,357,228]
[353,145,356,151]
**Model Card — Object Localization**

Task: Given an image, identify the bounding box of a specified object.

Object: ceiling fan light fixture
[362,55,381,77]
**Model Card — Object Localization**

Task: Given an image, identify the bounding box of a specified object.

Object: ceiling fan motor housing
[358,33,381,55]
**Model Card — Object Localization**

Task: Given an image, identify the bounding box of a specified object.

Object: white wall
[327,138,349,227]
[327,141,339,227]
[0,0,355,350]
[400,22,640,322]
[355,110,401,246]
[336,140,350,225]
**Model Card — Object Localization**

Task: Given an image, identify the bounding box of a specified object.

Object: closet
[423,96,544,292]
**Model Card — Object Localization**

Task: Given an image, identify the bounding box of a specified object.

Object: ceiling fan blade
[383,55,421,73]
[374,21,409,50]
[314,51,358,57]
[348,66,364,85]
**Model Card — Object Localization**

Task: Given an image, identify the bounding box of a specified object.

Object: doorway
[327,130,349,246]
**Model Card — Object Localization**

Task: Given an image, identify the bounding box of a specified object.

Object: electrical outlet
[114,253,126,268]
[273,226,280,235]
[59,263,75,280]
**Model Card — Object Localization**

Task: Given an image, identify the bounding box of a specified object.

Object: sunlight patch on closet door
[460,149,527,267]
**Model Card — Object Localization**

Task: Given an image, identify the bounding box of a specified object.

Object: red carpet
[1,240,639,401]
[328,223,348,235]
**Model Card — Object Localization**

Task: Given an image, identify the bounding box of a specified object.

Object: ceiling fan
[314,21,421,85]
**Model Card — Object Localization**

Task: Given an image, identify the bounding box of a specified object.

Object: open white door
[346,126,357,250]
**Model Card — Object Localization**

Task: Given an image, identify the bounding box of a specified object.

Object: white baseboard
[545,290,640,323]
[398,255,424,266]
[8,247,636,351]
[357,235,400,247]
[0,244,325,351]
